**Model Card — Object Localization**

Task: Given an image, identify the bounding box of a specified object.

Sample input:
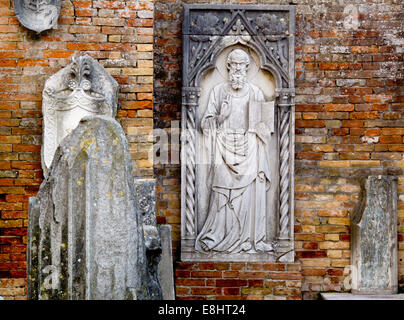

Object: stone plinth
[351,175,398,295]
[27,115,162,300]
[321,293,404,300]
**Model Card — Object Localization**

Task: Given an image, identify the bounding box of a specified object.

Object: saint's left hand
[256,122,269,139]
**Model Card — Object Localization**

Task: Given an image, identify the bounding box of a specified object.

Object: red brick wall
[154,0,404,300]
[175,262,302,300]
[0,0,154,299]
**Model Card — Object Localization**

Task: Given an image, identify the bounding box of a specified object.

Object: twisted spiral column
[279,106,290,239]
[184,106,196,237]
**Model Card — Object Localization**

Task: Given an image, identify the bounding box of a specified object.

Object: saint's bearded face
[228,62,248,90]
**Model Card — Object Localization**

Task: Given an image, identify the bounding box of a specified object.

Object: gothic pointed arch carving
[181,5,296,262]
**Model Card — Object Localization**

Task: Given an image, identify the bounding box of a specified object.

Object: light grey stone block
[351,175,398,295]
[321,293,404,300]
[158,225,175,300]
[27,115,162,300]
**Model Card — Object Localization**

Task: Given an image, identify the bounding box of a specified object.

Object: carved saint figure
[195,49,274,253]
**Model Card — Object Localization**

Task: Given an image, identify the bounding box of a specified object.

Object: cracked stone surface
[28,115,162,300]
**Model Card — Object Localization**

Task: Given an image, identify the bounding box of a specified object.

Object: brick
[239,272,269,279]
[350,160,380,167]
[93,1,125,9]
[0,220,23,228]
[175,287,190,295]
[319,242,350,250]
[327,250,343,259]
[273,287,301,296]
[191,287,222,295]
[319,161,350,168]
[296,251,327,259]
[247,262,263,270]
[331,260,350,268]
[262,263,285,271]
[264,280,286,288]
[316,225,348,233]
[0,288,25,296]
[223,288,240,295]
[175,279,205,287]
[318,210,348,217]
[270,272,302,280]
[301,259,331,267]
[328,218,350,225]
[241,287,273,295]
[191,271,222,278]
[214,262,230,270]
[223,271,239,278]
[303,45,319,53]
[66,42,99,51]
[199,262,215,270]
[295,234,324,241]
[296,104,323,112]
[230,263,246,271]
[216,279,248,287]
[296,120,325,128]
[302,268,326,276]
[302,242,319,250]
[0,60,17,67]
[175,270,190,278]
[379,136,402,144]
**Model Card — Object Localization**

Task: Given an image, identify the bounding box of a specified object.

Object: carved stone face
[227,49,250,90]
[13,0,61,33]
[228,62,247,90]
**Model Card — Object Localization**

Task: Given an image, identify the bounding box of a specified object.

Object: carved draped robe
[195,82,272,253]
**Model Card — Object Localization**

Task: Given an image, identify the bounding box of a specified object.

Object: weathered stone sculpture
[351,175,398,294]
[28,115,162,300]
[133,179,175,300]
[41,54,119,175]
[13,0,61,34]
[181,5,295,262]
[195,49,275,254]
[158,225,175,299]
